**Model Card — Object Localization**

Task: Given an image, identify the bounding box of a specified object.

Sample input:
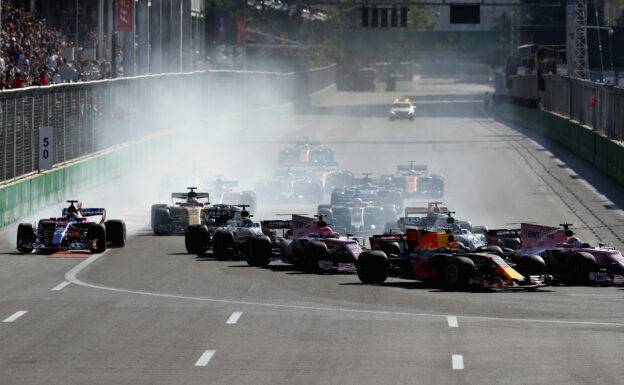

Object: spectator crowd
[1,0,113,90]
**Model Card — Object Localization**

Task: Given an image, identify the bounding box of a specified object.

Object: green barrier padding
[493,102,624,187]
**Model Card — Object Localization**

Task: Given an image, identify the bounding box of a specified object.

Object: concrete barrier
[492,102,624,187]
[0,103,295,227]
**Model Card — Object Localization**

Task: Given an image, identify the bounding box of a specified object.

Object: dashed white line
[447,316,458,328]
[195,350,216,366]
[226,312,243,325]
[452,354,464,370]
[3,311,28,323]
[52,281,71,291]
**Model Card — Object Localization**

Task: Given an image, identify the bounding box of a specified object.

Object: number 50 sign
[39,127,54,171]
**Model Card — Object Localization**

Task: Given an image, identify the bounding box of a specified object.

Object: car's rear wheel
[246,236,272,267]
[151,204,167,230]
[213,229,235,261]
[16,223,36,253]
[356,250,389,284]
[185,225,210,254]
[153,208,171,235]
[105,220,126,247]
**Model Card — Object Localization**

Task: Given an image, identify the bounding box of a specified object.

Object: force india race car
[151,187,211,235]
[358,228,548,291]
[16,200,126,254]
[493,223,624,285]
[389,98,415,121]
[245,215,365,274]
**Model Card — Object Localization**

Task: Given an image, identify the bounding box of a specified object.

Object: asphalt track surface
[1,79,624,385]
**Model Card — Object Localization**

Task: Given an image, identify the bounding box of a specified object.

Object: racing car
[245,215,364,274]
[151,187,211,235]
[358,228,548,290]
[381,162,444,198]
[184,205,271,261]
[278,139,337,168]
[384,203,479,234]
[16,200,126,254]
[389,98,415,121]
[499,223,624,285]
[255,168,325,204]
[205,175,256,214]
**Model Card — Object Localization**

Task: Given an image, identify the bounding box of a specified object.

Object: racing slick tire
[499,237,521,250]
[515,254,547,276]
[151,204,167,230]
[185,225,210,255]
[246,236,272,267]
[105,220,126,247]
[16,223,36,253]
[364,206,383,232]
[476,245,504,257]
[444,257,476,291]
[386,191,404,213]
[213,230,235,261]
[568,252,598,284]
[374,241,401,257]
[86,224,107,253]
[472,225,488,234]
[356,250,389,284]
[330,190,344,206]
[304,241,330,274]
[153,208,172,235]
[331,206,352,233]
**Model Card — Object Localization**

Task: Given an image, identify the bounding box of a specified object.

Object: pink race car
[506,223,624,285]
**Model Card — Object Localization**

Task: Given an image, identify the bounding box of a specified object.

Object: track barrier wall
[0,66,338,228]
[492,101,624,188]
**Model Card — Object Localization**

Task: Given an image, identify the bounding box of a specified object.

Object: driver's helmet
[241,218,254,228]
[318,227,334,238]
[568,237,582,247]
[187,197,200,206]
[352,197,363,208]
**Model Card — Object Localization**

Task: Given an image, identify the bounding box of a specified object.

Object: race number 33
[39,126,54,170]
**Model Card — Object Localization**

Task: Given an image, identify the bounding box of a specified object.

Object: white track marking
[447,316,458,328]
[452,355,464,370]
[3,311,27,323]
[248,282,261,291]
[194,350,216,366]
[226,312,243,325]
[65,254,624,328]
[51,281,71,291]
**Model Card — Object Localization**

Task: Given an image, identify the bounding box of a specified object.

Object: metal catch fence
[0,68,328,184]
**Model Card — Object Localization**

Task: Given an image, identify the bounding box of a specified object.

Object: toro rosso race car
[151,187,211,235]
[497,223,624,285]
[246,215,364,274]
[16,200,126,253]
[278,139,337,168]
[358,228,548,290]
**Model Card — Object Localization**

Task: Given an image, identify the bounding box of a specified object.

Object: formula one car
[385,203,477,233]
[16,200,126,254]
[358,228,548,290]
[255,168,325,204]
[151,187,211,235]
[246,215,364,274]
[500,223,624,285]
[382,162,444,198]
[205,175,256,214]
[319,177,404,235]
[389,98,415,121]
[278,139,337,168]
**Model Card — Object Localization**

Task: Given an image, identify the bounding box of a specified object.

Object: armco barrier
[492,102,624,187]
[0,102,295,228]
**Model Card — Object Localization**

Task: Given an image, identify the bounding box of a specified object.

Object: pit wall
[0,103,294,227]
[492,102,624,187]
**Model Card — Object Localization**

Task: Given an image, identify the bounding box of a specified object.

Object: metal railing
[0,69,323,184]
[542,75,624,141]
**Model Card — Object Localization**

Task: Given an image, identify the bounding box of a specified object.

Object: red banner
[117,0,133,32]
[235,18,245,46]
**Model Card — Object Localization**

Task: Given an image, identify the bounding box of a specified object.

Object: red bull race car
[16,200,126,254]
[358,228,548,290]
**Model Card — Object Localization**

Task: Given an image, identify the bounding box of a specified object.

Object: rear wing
[397,164,428,172]
[261,220,292,236]
[404,204,448,216]
[484,228,521,245]
[296,140,321,146]
[406,228,455,250]
[171,192,210,200]
[63,207,106,218]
